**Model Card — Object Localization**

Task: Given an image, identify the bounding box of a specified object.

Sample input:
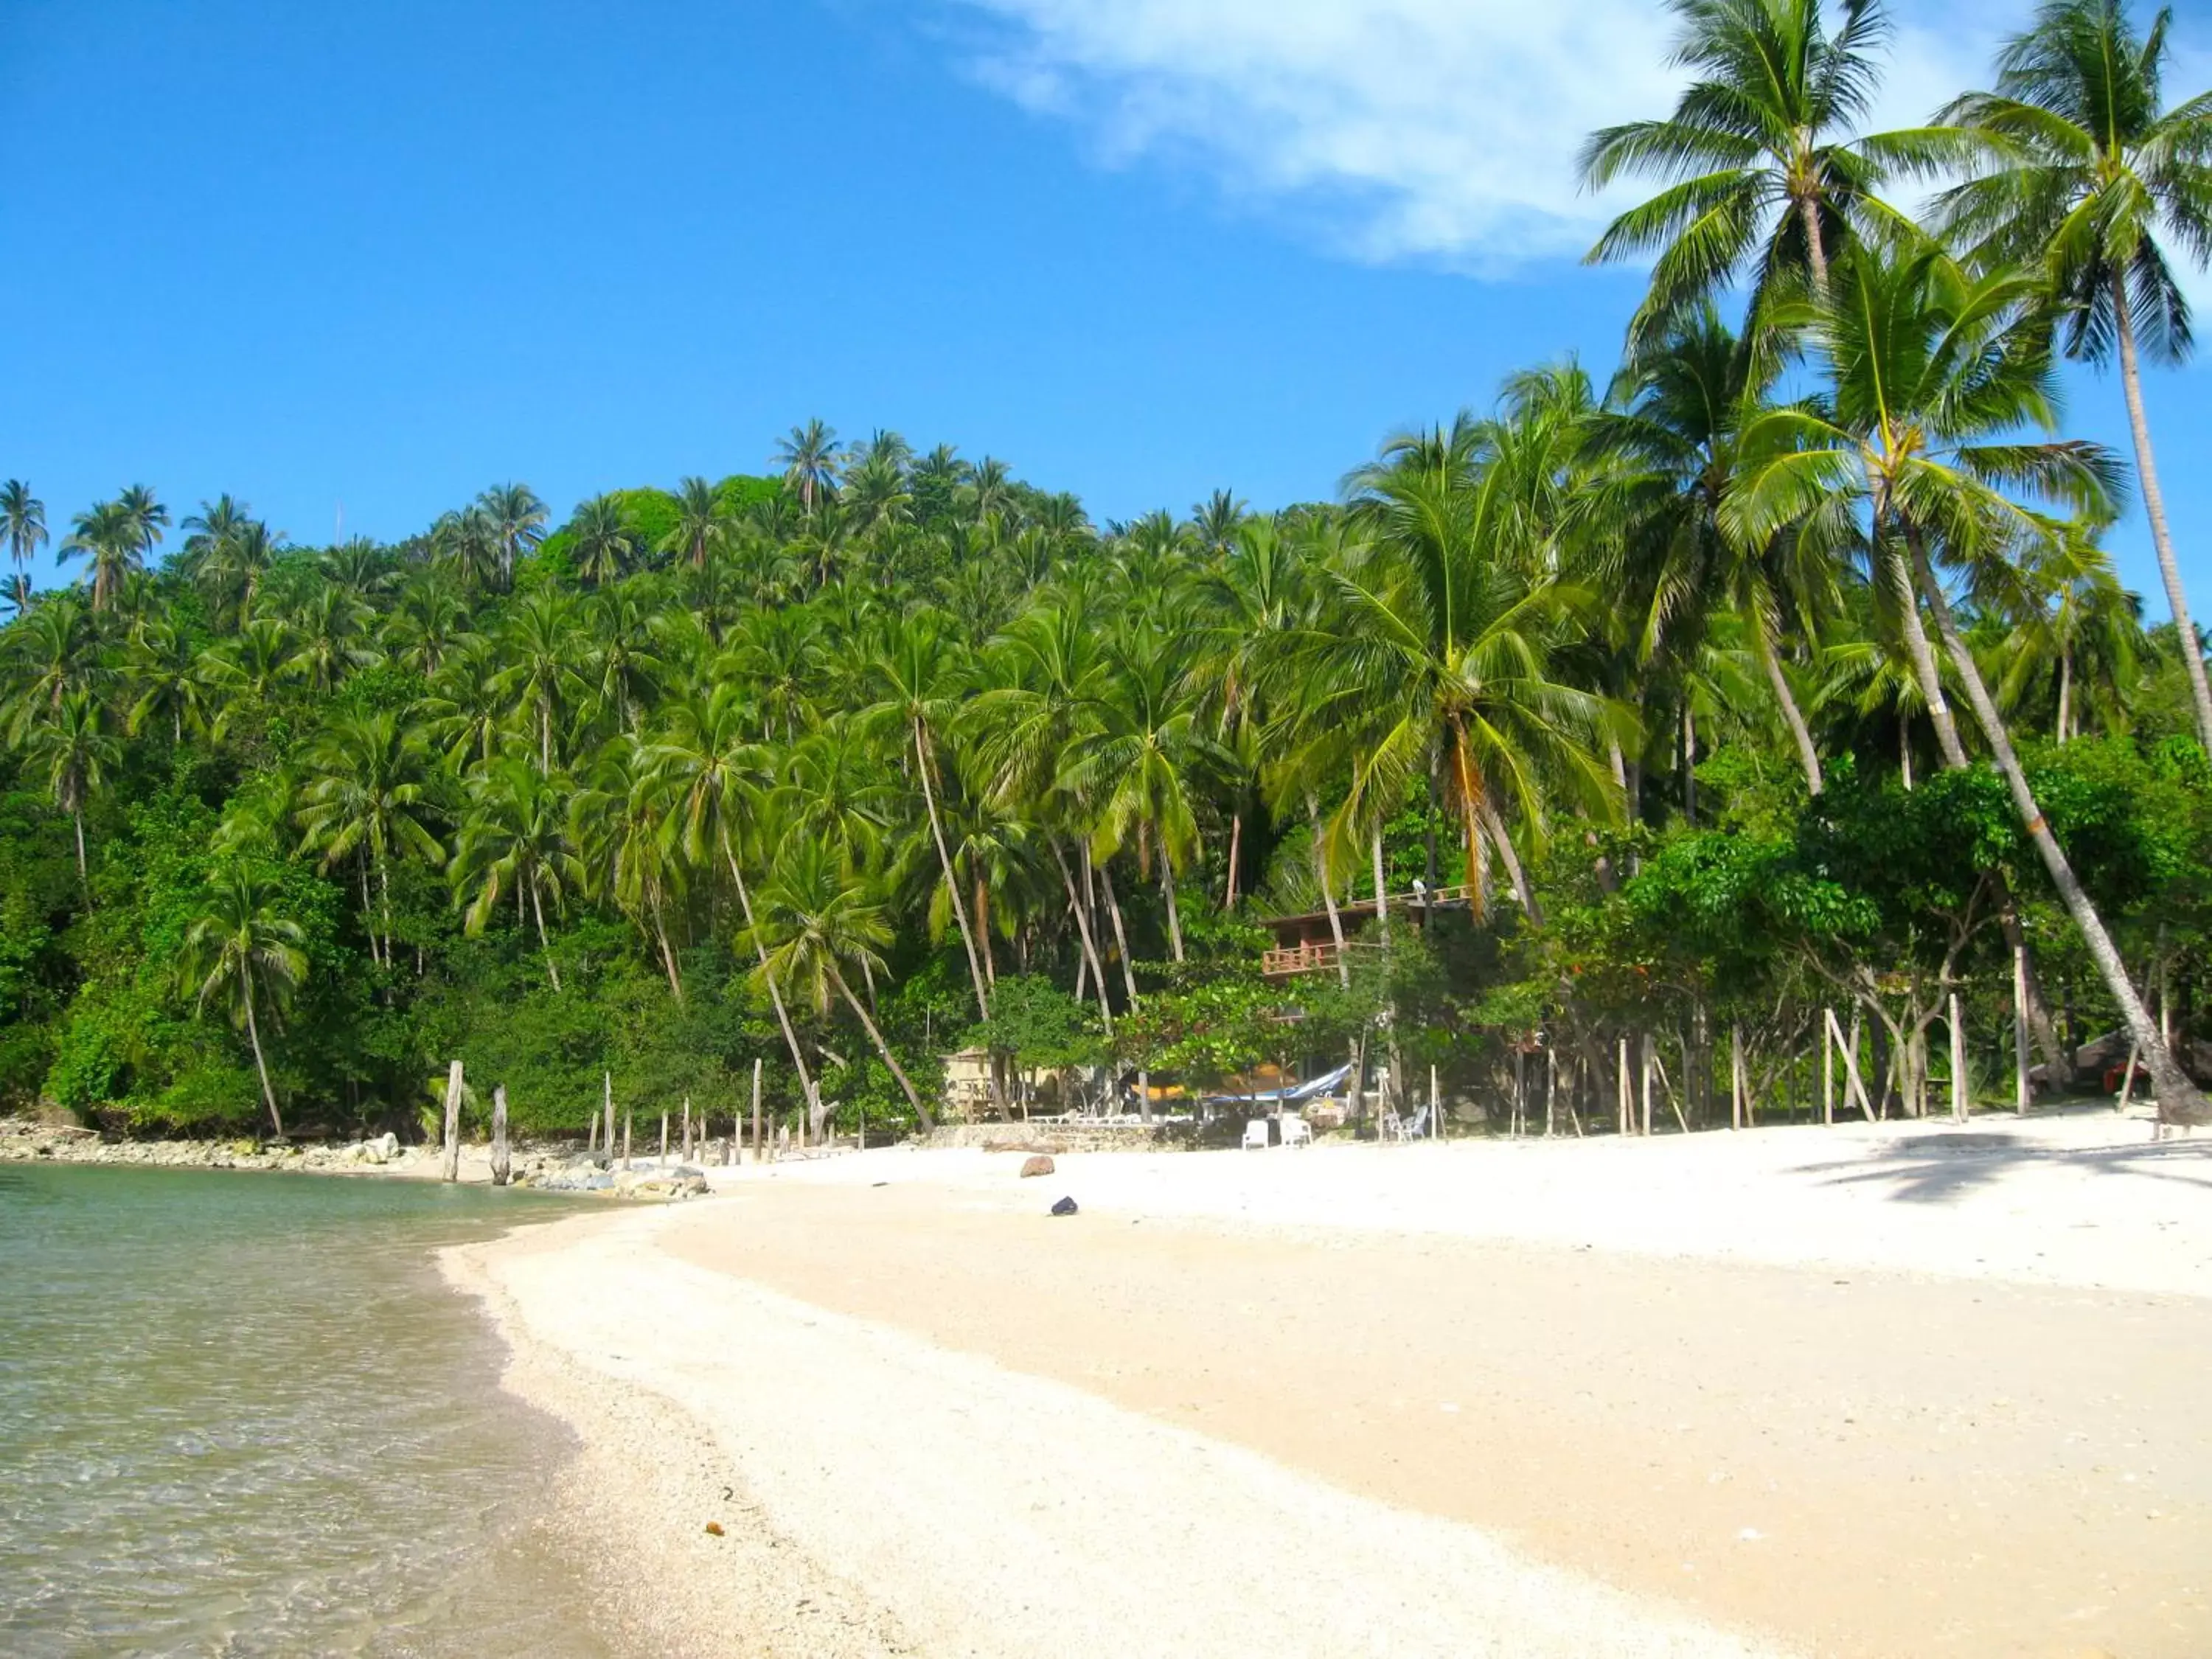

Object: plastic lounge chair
[1242,1119,1271,1150]
[1281,1114,1313,1148]
[1404,1105,1430,1140]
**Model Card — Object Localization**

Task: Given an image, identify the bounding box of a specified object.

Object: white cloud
[939,1,2056,272]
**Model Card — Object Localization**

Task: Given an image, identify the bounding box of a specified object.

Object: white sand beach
[446,1110,2212,1658]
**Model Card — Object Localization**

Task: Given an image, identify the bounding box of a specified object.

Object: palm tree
[659,477,729,571]
[649,684,821,1113]
[568,493,636,585]
[1933,0,2212,754]
[1726,241,2206,1120]
[451,757,579,990]
[478,482,548,585]
[124,615,212,745]
[21,689,119,890]
[2,591,102,742]
[1278,415,1618,919]
[178,865,307,1137]
[1579,0,1919,341]
[201,616,305,736]
[117,484,170,568]
[492,589,585,772]
[775,420,843,515]
[861,612,993,1023]
[752,837,933,1130]
[1994,512,2146,742]
[1589,304,1834,791]
[59,500,140,611]
[295,710,445,967]
[571,733,688,999]
[1,481,48,608]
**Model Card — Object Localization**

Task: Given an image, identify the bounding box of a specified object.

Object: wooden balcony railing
[1260,939,1382,978]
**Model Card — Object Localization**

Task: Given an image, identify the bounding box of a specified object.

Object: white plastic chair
[1242,1119,1271,1150]
[1281,1114,1313,1149]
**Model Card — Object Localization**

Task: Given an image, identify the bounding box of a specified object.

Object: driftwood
[490,1085,510,1186]
[441,1060,464,1183]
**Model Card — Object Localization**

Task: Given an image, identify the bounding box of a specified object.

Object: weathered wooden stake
[1545,1049,1557,1137]
[1824,1007,1875,1121]
[1638,1034,1653,1137]
[490,1084,510,1186]
[602,1071,614,1161]
[622,1108,633,1170]
[1433,1063,1444,1141]
[660,1111,669,1162]
[1950,992,1969,1123]
[1730,1025,1744,1130]
[441,1060,465,1183]
[587,1106,597,1155]
[2012,944,2031,1114]
[1822,1009,1834,1126]
[1617,1035,1631,1135]
[2117,1040,2140,1113]
[681,1096,692,1161]
[750,1057,763,1164]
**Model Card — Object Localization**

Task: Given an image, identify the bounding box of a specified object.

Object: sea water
[0,1163,609,1657]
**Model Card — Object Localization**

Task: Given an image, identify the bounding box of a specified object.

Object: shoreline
[445,1116,2212,1658]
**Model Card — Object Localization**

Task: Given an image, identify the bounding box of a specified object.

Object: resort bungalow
[1259,882,1479,979]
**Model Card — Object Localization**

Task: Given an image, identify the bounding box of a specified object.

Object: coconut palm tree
[60,499,141,611]
[570,732,688,999]
[659,477,729,571]
[1933,0,2212,754]
[294,709,445,967]
[2,591,102,742]
[751,836,933,1130]
[451,757,579,990]
[201,616,305,736]
[775,420,843,515]
[492,589,585,772]
[178,865,307,1137]
[1,481,48,608]
[860,611,994,1023]
[568,493,636,586]
[478,482,548,585]
[649,683,820,1112]
[1579,0,1922,342]
[1993,512,2146,742]
[124,615,213,745]
[1725,240,2205,1119]
[1587,303,1836,791]
[21,689,119,891]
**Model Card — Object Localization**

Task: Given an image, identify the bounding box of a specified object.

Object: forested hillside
[1,0,2208,1138]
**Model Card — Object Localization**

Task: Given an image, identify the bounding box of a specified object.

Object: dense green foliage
[2,0,2208,1139]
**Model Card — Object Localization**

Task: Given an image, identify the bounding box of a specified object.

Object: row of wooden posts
[437,1055,866,1183]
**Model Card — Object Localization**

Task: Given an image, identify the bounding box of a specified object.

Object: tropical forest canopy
[0,0,2208,1138]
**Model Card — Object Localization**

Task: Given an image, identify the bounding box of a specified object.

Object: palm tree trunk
[1798,194,1831,300]
[1160,855,1185,962]
[242,979,285,1139]
[1478,799,1542,925]
[1049,838,1114,1027]
[1307,794,1351,989]
[378,856,395,972]
[1899,717,1914,790]
[2057,645,2073,744]
[72,810,87,889]
[1099,863,1141,1007]
[721,828,818,1116]
[1756,626,1824,793]
[1680,702,1698,827]
[1909,542,2205,1122]
[916,726,990,1023]
[1371,830,1390,948]
[2114,276,2212,756]
[1224,811,1242,910]
[1891,533,1970,768]
[831,964,933,1130]
[529,884,562,990]
[653,903,684,1001]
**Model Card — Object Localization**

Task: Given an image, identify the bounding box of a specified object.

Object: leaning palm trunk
[1307,795,1351,990]
[1891,535,1969,768]
[2114,279,2212,757]
[830,963,933,1132]
[1909,546,2205,1122]
[720,828,818,1119]
[1048,837,1114,1028]
[529,883,562,990]
[1755,625,1824,794]
[917,727,992,1024]
[1478,799,1542,925]
[242,981,285,1139]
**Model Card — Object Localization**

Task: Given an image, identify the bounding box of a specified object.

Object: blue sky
[4,0,2208,619]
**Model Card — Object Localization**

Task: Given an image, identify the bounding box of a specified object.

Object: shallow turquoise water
[0,1164,610,1658]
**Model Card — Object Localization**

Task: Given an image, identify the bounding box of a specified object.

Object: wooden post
[2117,1040,2140,1113]
[1822,1009,1834,1126]
[1617,1035,1631,1135]
[1825,1007,1875,1122]
[1545,1048,1557,1137]
[1730,1025,1744,1130]
[602,1071,614,1162]
[660,1111,669,1163]
[681,1096,692,1161]
[586,1105,597,1156]
[2012,944,2031,1115]
[751,1057,763,1164]
[1638,1034,1653,1138]
[622,1108,633,1170]
[490,1085,510,1186]
[441,1060,465,1183]
[1433,1063,1443,1141]
[1950,992,1969,1123]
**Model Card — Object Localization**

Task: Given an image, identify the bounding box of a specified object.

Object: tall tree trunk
[831,964,933,1130]
[1798,192,1831,299]
[1161,855,1184,962]
[721,827,818,1117]
[917,726,990,1023]
[1049,837,1114,1028]
[378,857,395,973]
[1899,716,1914,790]
[1224,812,1242,910]
[529,883,561,990]
[653,902,684,1001]
[1909,542,2206,1121]
[1680,702,1698,827]
[2114,276,2212,757]
[72,810,88,891]
[2057,644,2073,745]
[1891,533,1969,768]
[242,978,285,1138]
[1757,625,1823,793]
[1308,794,1350,988]
[1371,830,1390,949]
[1478,799,1542,925]
[1099,863,1140,1008]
